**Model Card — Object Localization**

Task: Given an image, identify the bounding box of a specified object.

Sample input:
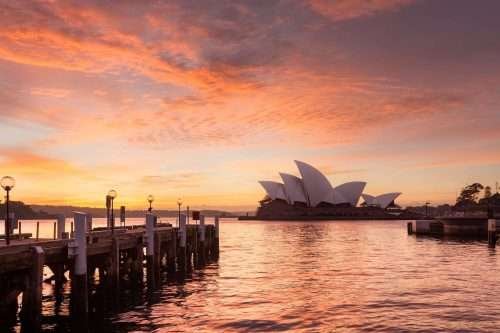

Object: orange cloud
[0,1,266,98]
[0,148,83,176]
[0,0,499,209]
[30,88,71,98]
[307,0,415,21]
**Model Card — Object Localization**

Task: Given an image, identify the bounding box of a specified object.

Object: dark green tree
[456,183,484,206]
[484,186,492,199]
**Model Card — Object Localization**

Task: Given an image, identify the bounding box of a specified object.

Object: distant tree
[456,183,484,206]
[484,186,492,199]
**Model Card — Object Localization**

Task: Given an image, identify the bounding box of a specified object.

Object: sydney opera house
[248,161,414,220]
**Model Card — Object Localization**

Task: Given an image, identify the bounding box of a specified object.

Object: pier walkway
[0,213,220,332]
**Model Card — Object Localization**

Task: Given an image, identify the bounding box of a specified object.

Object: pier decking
[0,213,220,332]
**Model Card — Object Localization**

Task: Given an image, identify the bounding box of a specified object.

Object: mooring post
[178,214,187,276]
[20,246,44,331]
[57,214,66,239]
[71,212,88,325]
[488,219,497,248]
[146,213,157,288]
[131,240,144,284]
[198,215,206,266]
[407,221,413,235]
[166,228,177,275]
[36,221,39,240]
[154,231,161,281]
[109,237,120,292]
[0,287,19,327]
[53,262,66,303]
[86,214,93,231]
[190,224,196,270]
[214,216,220,260]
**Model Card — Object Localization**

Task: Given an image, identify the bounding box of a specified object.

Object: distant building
[258,160,401,209]
[253,161,406,220]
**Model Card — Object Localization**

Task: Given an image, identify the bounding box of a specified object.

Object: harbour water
[5,219,500,332]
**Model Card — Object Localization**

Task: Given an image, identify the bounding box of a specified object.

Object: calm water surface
[9,219,500,332]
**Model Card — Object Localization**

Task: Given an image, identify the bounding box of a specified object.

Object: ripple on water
[14,219,500,333]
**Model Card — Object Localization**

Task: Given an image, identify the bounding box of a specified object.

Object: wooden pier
[0,213,220,332]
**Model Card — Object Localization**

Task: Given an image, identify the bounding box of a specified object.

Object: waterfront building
[253,161,407,220]
[259,160,401,208]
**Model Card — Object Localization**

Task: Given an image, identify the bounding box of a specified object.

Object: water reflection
[5,219,500,332]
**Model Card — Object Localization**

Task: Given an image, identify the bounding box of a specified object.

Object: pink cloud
[307,0,415,21]
[30,87,71,98]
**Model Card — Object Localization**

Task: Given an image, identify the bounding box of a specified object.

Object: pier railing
[0,213,220,331]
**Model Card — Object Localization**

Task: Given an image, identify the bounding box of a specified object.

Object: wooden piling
[154,232,161,282]
[177,214,187,276]
[0,210,222,330]
[53,263,65,301]
[198,215,206,266]
[36,222,39,240]
[189,228,195,271]
[407,221,413,235]
[214,216,220,260]
[166,229,177,275]
[53,221,57,240]
[0,287,19,327]
[109,237,120,291]
[488,219,497,248]
[57,214,65,239]
[187,227,194,272]
[20,246,44,331]
[130,242,144,284]
[71,212,88,327]
[86,214,93,231]
[146,213,157,288]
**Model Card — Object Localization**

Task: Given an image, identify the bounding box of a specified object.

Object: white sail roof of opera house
[334,182,367,207]
[279,173,308,204]
[258,160,401,208]
[361,192,401,209]
[294,160,333,207]
[258,181,287,201]
[325,187,347,205]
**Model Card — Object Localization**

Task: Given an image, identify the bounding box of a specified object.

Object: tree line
[455,183,499,207]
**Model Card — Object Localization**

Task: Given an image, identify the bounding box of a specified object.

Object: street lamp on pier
[108,189,117,234]
[177,198,183,227]
[1,176,15,246]
[147,194,154,212]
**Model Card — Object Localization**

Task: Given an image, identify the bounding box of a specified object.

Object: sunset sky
[1,0,499,211]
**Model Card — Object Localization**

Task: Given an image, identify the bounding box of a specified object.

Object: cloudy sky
[1,0,499,210]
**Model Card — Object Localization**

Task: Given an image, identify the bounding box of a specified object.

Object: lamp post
[1,176,15,246]
[147,194,154,212]
[177,198,183,227]
[108,189,117,234]
[106,195,111,228]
